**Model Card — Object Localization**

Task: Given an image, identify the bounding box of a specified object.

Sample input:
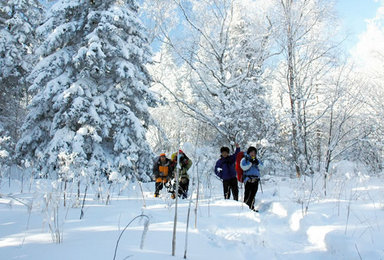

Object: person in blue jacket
[240,146,260,210]
[214,143,240,200]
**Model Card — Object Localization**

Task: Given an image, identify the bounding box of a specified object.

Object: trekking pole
[213,174,223,182]
[259,178,263,194]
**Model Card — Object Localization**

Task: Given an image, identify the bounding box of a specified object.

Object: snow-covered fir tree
[0,0,43,154]
[0,124,14,173]
[17,0,157,181]
[222,0,279,148]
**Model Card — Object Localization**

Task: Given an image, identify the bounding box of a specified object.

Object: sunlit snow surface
[1,170,384,260]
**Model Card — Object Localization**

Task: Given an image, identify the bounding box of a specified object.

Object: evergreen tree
[17,0,157,181]
[221,0,278,148]
[0,124,14,173]
[0,0,43,151]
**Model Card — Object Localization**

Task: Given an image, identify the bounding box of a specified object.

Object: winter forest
[1,0,384,259]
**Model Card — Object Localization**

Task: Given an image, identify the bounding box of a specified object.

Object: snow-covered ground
[1,169,384,260]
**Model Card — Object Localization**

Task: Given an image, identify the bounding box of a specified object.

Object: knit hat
[159,153,166,157]
[247,146,257,155]
[220,146,230,153]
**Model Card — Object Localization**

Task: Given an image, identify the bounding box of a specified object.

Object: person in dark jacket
[240,146,260,210]
[214,143,240,200]
[153,153,174,197]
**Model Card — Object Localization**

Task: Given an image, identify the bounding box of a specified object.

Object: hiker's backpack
[235,151,245,182]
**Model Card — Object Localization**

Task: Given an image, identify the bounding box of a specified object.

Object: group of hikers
[153,144,261,211]
[153,150,192,199]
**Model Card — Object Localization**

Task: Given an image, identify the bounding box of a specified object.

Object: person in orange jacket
[153,153,174,197]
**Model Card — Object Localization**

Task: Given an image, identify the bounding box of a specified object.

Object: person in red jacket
[214,143,240,200]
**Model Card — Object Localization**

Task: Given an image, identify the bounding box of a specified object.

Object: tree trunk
[172,150,180,256]
[194,160,200,229]
[63,180,67,207]
[184,185,193,259]
[80,185,88,219]
[286,3,301,178]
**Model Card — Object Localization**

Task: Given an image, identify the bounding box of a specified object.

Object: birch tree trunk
[172,150,180,256]
[275,0,344,177]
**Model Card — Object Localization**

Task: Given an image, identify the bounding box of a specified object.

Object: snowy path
[1,176,384,259]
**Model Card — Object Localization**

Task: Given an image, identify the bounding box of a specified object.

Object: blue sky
[335,0,381,50]
[38,0,381,53]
